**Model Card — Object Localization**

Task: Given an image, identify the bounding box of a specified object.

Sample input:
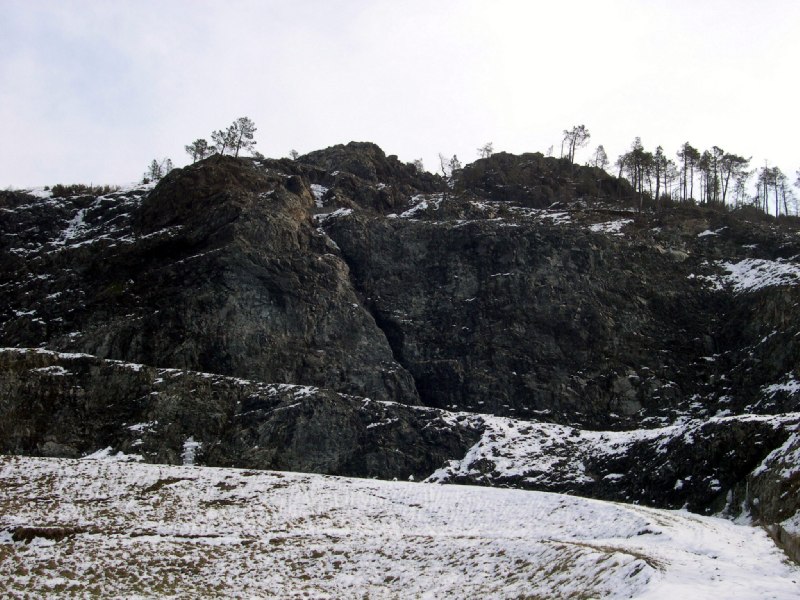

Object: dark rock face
[321,203,800,428]
[1,142,799,530]
[1,156,418,404]
[0,349,478,480]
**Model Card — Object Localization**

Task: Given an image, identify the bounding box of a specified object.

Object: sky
[1,0,798,189]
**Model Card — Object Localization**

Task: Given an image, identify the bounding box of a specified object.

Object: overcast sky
[1,0,798,188]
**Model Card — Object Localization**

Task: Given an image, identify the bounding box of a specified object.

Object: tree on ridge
[562,125,591,164]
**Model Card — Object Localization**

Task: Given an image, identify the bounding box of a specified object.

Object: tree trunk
[654,165,661,208]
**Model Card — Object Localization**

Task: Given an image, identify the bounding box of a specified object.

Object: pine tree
[230,117,257,157]
[211,128,236,156]
[562,125,590,164]
[185,139,212,163]
[590,145,608,170]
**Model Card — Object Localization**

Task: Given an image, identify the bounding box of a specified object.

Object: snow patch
[81,447,143,462]
[716,259,800,293]
[31,365,70,376]
[762,376,800,397]
[316,207,353,223]
[399,194,443,218]
[589,219,633,235]
[181,437,202,466]
[310,184,328,208]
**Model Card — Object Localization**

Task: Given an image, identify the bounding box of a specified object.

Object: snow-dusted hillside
[1,456,798,599]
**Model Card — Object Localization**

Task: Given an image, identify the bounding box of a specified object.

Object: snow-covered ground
[1,456,797,598]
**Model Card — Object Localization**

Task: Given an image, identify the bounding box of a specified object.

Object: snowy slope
[1,456,797,599]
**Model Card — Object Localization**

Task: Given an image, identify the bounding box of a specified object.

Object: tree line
[140,117,799,216]
[185,116,258,162]
[143,117,258,183]
[614,137,796,216]
[557,124,797,217]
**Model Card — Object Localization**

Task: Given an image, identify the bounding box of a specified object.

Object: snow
[1,185,152,256]
[181,437,201,466]
[590,218,634,235]
[19,187,53,199]
[399,193,443,218]
[56,208,88,244]
[127,421,158,433]
[0,456,797,599]
[316,207,353,222]
[752,432,800,479]
[698,227,727,238]
[428,412,798,492]
[468,201,572,226]
[80,447,143,462]
[310,183,328,208]
[0,347,95,360]
[782,513,800,537]
[31,365,70,376]
[763,376,800,397]
[711,258,800,293]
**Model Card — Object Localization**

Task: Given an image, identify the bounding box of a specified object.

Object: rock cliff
[1,142,799,538]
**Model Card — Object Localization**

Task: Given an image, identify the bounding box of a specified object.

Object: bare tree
[289,149,300,160]
[438,153,462,198]
[477,142,494,159]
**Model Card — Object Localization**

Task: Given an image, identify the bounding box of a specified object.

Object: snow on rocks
[1,455,798,599]
[698,227,727,238]
[426,412,799,503]
[315,207,353,223]
[399,193,443,218]
[310,183,328,208]
[716,258,800,293]
[590,218,634,235]
[763,376,800,398]
[691,258,800,293]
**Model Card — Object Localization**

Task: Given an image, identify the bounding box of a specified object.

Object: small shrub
[50,183,119,198]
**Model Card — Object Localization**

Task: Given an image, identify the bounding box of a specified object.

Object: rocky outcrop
[0,349,478,480]
[1,142,799,530]
[458,151,633,207]
[1,155,418,404]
